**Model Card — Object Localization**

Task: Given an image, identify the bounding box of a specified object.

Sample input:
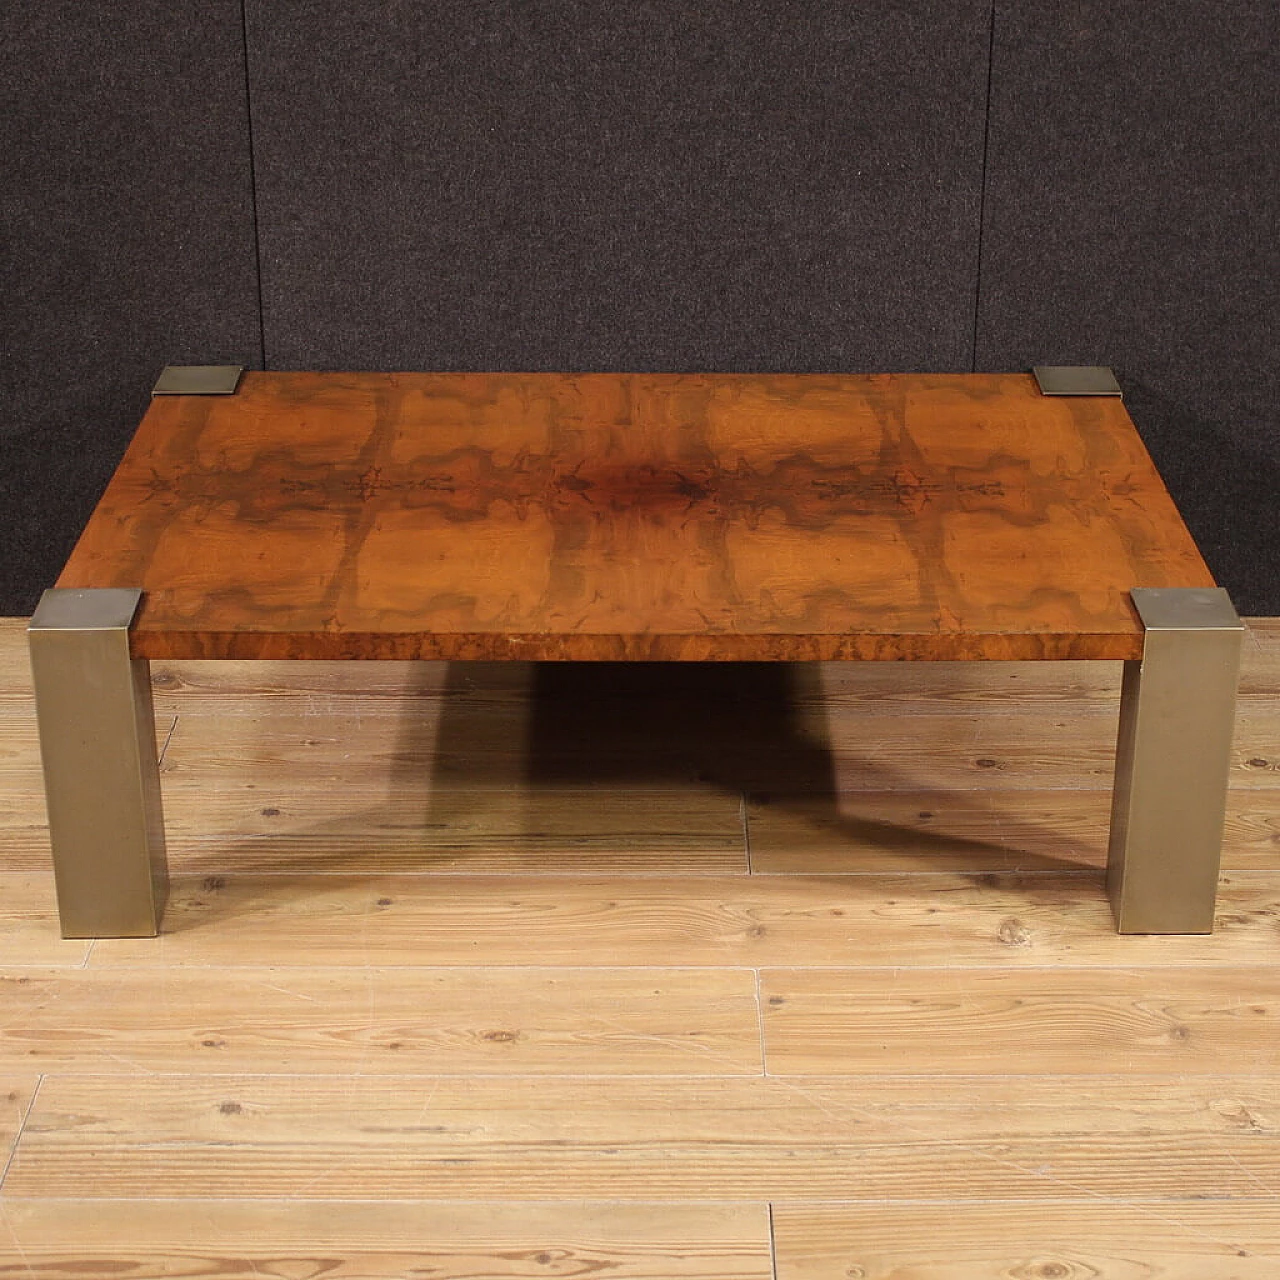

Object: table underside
[57,372,1215,662]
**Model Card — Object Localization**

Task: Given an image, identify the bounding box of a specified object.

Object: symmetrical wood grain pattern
[56,372,1214,661]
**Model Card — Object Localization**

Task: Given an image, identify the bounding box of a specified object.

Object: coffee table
[29,370,1244,936]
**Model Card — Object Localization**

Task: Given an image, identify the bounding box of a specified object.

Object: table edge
[126,628,1145,663]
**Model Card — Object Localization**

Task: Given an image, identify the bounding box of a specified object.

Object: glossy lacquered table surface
[56,371,1214,663]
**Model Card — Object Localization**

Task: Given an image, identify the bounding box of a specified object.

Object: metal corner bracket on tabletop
[28,588,169,937]
[1032,365,1123,397]
[1106,587,1244,933]
[151,364,244,396]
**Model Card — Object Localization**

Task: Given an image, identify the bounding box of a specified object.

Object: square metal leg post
[1107,588,1244,933]
[28,589,168,937]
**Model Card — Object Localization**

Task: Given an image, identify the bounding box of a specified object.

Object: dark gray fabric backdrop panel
[0,1,260,616]
[976,1,1279,614]
[247,1,990,372]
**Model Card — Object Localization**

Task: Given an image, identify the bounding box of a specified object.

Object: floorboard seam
[238,0,268,370]
[156,714,179,767]
[755,969,770,1077]
[0,1076,43,1192]
[768,1201,780,1280]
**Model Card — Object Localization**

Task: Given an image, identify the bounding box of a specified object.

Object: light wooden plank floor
[1,616,1279,1277]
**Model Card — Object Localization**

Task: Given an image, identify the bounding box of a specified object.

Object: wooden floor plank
[139,701,1280,795]
[0,718,171,777]
[3,617,1280,1268]
[1233,714,1280,784]
[0,620,33,701]
[0,785,750,875]
[1241,617,1280,696]
[152,705,1128,792]
[0,876,91,967]
[7,780,1277,876]
[762,967,1280,1075]
[5,782,1274,876]
[148,655,507,710]
[0,967,760,1076]
[0,1200,772,1278]
[87,873,1280,969]
[749,788,1111,874]
[159,786,749,875]
[783,658,1124,712]
[9,1074,1280,1201]
[0,723,42,783]
[747,789,1280,873]
[0,1076,40,1179]
[771,1202,1280,1279]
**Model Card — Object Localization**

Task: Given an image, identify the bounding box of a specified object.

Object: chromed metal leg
[28,588,168,937]
[1107,588,1244,933]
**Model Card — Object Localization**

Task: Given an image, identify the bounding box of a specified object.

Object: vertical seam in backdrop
[240,0,268,371]
[971,1,998,372]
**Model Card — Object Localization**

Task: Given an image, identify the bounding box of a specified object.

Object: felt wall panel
[976,1,1279,613]
[1,1,260,615]
[246,2,990,372]
[4,3,1275,616]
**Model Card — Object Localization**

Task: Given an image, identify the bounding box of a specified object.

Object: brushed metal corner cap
[1130,587,1244,632]
[152,365,243,396]
[29,587,143,632]
[1032,366,1122,397]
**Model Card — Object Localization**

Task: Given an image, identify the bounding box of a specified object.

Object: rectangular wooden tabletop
[57,371,1215,662]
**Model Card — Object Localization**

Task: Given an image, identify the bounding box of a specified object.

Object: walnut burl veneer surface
[57,372,1214,662]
